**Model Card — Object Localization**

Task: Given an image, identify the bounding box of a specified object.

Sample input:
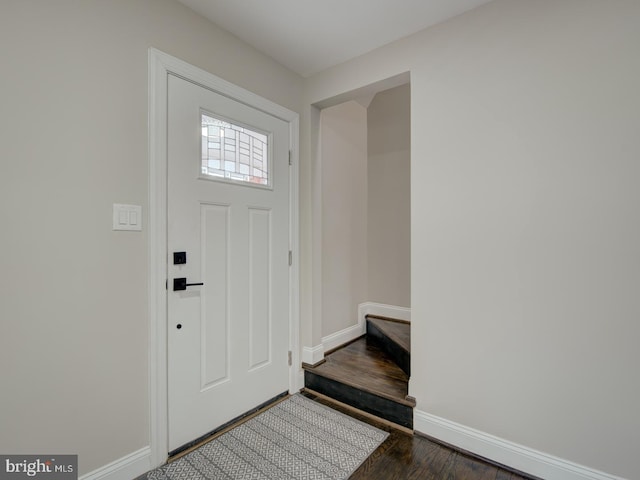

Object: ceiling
[176,0,494,77]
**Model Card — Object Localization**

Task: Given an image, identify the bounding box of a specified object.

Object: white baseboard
[358,302,411,324]
[301,344,325,365]
[414,410,627,480]
[303,303,412,376]
[321,322,365,352]
[80,447,151,480]
[318,302,412,355]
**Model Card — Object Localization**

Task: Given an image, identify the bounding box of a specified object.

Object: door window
[201,112,270,187]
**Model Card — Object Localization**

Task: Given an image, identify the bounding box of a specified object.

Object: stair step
[366,315,411,376]
[303,338,414,429]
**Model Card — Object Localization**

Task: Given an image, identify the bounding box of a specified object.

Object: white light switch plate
[113,204,142,231]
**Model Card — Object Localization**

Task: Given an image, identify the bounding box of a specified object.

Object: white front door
[167,73,291,452]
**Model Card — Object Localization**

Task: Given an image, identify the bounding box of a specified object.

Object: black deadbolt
[173,252,187,264]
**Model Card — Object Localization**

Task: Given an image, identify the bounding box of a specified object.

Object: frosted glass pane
[201,113,270,186]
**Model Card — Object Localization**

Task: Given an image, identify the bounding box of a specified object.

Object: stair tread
[304,338,414,406]
[367,316,410,353]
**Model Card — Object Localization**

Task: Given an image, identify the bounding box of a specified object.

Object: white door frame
[147,48,300,467]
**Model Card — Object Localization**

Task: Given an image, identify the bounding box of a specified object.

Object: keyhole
[176,324,182,329]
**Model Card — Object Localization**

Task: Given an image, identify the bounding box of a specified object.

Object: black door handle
[173,278,204,291]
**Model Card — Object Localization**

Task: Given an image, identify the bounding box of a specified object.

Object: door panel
[248,207,271,370]
[200,203,229,389]
[167,74,290,452]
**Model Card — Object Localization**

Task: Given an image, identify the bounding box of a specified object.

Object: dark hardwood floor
[304,336,415,429]
[305,337,411,404]
[302,391,536,480]
[366,315,411,376]
[367,315,411,352]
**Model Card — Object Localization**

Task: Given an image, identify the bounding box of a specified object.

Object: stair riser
[366,320,411,377]
[304,371,413,429]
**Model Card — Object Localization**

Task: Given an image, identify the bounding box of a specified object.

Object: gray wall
[320,101,368,336]
[3,1,640,478]
[319,89,410,338]
[304,1,640,478]
[367,84,411,307]
[0,0,302,475]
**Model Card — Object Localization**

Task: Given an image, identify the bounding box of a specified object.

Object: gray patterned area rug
[148,394,388,480]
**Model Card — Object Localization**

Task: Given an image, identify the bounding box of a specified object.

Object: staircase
[303,315,414,431]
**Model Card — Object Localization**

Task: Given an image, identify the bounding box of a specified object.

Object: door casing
[148,48,300,467]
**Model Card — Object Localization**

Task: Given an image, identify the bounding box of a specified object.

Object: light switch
[113,204,142,231]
